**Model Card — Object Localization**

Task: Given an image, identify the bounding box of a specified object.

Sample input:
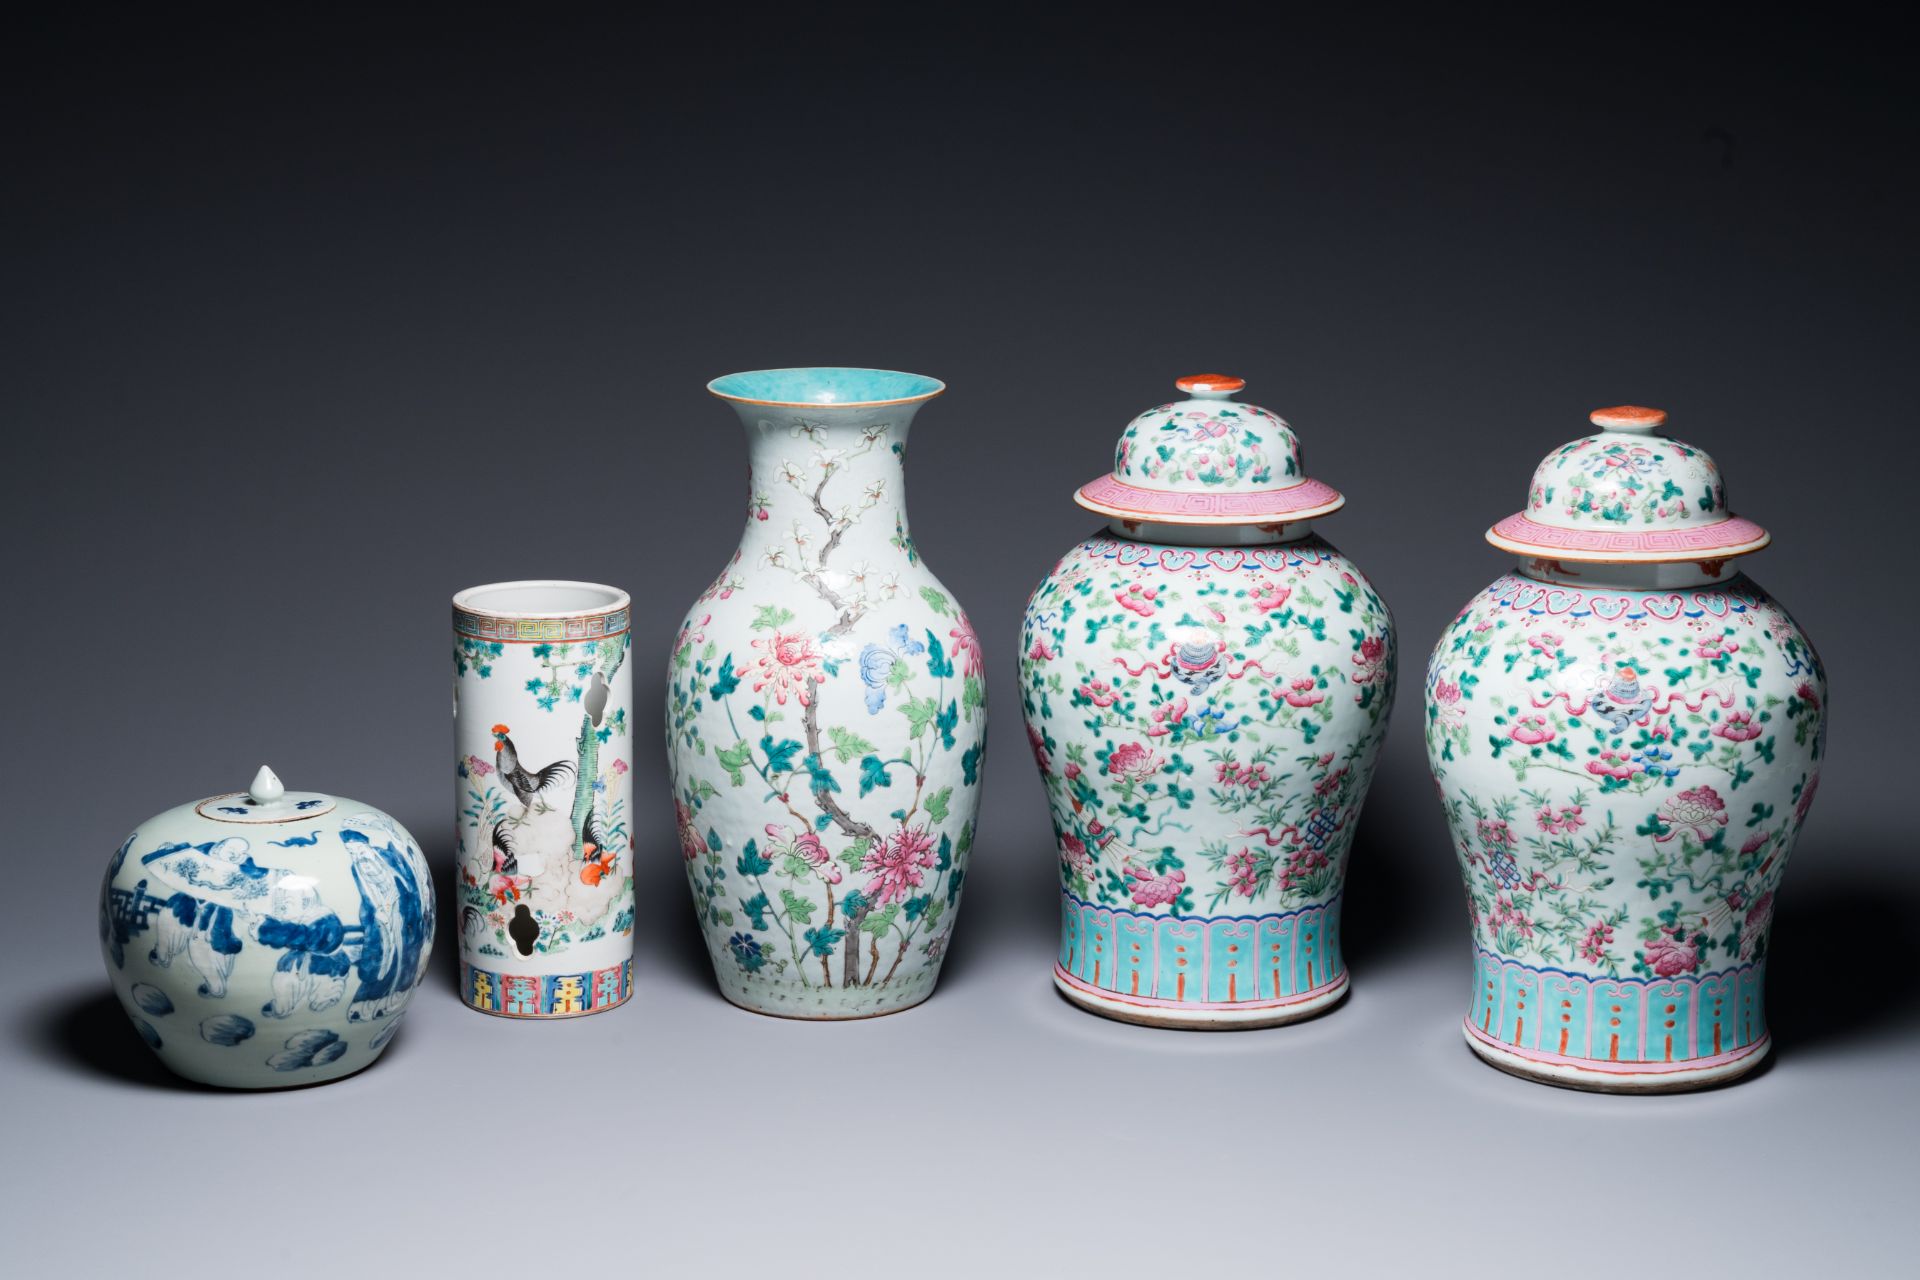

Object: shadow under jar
[1424,406,1826,1091]
[666,368,986,1019]
[1020,374,1396,1029]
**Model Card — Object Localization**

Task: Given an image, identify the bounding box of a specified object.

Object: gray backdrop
[5,9,1913,1276]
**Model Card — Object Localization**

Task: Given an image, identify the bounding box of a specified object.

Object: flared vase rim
[706,366,947,409]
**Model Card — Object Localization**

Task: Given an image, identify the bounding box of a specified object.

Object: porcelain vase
[99,767,434,1088]
[1020,375,1395,1028]
[1425,407,1827,1090]
[453,581,635,1017]
[667,368,985,1019]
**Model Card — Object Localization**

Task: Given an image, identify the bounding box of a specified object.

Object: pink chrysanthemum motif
[949,616,984,677]
[749,629,825,706]
[765,823,842,885]
[864,824,937,904]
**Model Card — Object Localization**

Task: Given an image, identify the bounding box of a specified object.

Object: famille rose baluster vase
[1425,406,1826,1091]
[1020,374,1395,1028]
[452,581,635,1018]
[667,368,985,1019]
[99,766,433,1088]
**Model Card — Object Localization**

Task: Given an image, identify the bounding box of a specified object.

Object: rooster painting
[579,808,617,886]
[490,820,521,875]
[492,724,574,819]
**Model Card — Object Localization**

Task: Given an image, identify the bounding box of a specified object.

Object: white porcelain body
[1020,523,1395,1027]
[1425,558,1826,1090]
[667,382,985,1018]
[453,582,635,1018]
[99,790,434,1088]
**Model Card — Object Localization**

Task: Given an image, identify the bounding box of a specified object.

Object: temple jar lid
[1074,374,1345,527]
[162,765,341,828]
[1486,406,1771,563]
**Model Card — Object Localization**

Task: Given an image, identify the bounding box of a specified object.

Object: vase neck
[1514,555,1741,590]
[732,404,920,582]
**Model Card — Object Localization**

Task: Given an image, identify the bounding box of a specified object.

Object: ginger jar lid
[1074,374,1345,526]
[184,765,338,825]
[1487,406,1771,563]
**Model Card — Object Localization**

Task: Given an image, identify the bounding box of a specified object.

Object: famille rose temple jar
[1425,406,1826,1091]
[1019,374,1396,1028]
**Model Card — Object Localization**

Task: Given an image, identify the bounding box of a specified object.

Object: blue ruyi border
[1079,537,1341,575]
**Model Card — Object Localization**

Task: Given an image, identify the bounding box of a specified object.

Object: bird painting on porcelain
[453,582,636,1018]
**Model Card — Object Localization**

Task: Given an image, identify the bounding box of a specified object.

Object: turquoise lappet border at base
[1057,891,1344,1010]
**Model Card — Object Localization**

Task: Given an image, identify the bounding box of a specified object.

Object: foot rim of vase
[1460,1019,1772,1093]
[714,984,938,1022]
[1052,965,1349,1030]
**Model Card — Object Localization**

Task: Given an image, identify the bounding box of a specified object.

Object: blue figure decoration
[339,814,434,1022]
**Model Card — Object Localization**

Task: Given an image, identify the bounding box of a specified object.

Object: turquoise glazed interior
[708,367,944,406]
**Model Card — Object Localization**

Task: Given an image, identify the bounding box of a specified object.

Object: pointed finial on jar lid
[1589,405,1667,434]
[1174,373,1246,399]
[248,765,285,805]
